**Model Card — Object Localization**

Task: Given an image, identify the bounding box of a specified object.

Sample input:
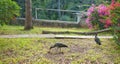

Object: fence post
[35,8,38,19]
[76,13,82,23]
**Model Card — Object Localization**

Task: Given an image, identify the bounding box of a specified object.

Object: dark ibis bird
[94,33,101,45]
[49,43,68,53]
[50,43,68,49]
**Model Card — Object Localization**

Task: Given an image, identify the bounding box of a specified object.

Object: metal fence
[35,8,86,22]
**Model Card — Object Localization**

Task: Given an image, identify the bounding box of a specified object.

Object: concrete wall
[9,18,87,28]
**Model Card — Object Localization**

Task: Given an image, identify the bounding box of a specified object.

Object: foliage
[14,0,25,18]
[109,0,120,45]
[15,0,110,21]
[60,15,72,21]
[0,0,20,26]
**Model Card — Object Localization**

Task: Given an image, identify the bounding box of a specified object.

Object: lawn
[0,25,111,36]
[0,25,118,64]
[0,25,91,35]
[0,38,120,64]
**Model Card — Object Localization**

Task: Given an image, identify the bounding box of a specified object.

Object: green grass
[0,25,91,35]
[0,25,117,63]
[0,38,54,64]
[0,38,120,64]
[0,25,112,36]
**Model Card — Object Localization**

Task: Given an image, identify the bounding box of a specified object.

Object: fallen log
[42,28,111,35]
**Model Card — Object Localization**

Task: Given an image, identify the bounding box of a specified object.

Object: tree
[0,0,20,26]
[24,0,33,30]
[17,0,109,21]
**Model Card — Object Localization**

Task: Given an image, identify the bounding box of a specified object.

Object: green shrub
[0,0,20,26]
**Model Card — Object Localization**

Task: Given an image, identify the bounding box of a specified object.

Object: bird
[49,43,68,53]
[50,43,68,49]
[94,33,101,45]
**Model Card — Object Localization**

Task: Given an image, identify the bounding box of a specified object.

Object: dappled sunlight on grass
[0,38,120,64]
[0,38,54,64]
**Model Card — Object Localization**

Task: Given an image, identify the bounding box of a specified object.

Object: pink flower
[86,17,90,24]
[104,18,112,28]
[97,4,110,16]
[111,0,115,5]
[86,17,93,28]
[87,4,95,16]
[106,18,112,25]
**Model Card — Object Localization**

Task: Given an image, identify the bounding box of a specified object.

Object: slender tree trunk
[24,0,33,30]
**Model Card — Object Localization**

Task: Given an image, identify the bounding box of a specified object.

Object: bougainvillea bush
[86,4,111,29]
[86,0,120,45]
[109,0,120,45]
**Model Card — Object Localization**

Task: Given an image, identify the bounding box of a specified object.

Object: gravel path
[0,34,113,38]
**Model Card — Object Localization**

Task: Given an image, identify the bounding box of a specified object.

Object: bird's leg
[56,47,59,54]
[60,48,61,53]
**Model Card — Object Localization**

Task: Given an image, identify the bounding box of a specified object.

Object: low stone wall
[9,18,87,28]
[33,20,79,28]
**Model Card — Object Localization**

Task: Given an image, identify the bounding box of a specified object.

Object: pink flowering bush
[108,0,120,45]
[97,4,110,16]
[86,0,120,45]
[86,4,112,29]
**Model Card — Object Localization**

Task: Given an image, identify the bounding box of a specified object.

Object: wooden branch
[42,28,111,35]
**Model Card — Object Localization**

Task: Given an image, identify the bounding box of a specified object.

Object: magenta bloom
[86,17,93,28]
[87,4,95,16]
[111,0,115,5]
[85,4,111,29]
[104,18,112,28]
[97,4,110,16]
[106,19,112,25]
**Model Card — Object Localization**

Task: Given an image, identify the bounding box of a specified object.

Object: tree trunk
[24,0,33,30]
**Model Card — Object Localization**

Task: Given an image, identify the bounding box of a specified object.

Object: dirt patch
[44,39,103,64]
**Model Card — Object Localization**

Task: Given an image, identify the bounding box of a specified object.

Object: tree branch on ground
[42,28,111,35]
